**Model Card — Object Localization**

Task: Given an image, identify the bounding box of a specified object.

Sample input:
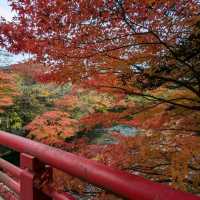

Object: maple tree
[0,0,200,110]
[45,127,200,198]
[0,70,19,112]
[11,61,47,82]
[1,0,200,199]
[54,86,116,119]
[25,111,78,144]
[21,85,200,198]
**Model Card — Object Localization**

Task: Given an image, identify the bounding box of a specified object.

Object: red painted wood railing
[0,130,200,200]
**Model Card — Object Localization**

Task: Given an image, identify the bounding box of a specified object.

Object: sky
[0,0,13,21]
[0,0,30,66]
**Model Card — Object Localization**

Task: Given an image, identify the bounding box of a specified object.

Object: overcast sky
[0,0,30,66]
[0,0,13,21]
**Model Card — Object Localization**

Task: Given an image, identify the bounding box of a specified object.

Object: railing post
[20,168,34,200]
[20,153,52,200]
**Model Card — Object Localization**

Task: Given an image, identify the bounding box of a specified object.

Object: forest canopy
[0,0,200,110]
[0,0,200,199]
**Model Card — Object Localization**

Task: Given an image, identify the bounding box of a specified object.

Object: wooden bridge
[0,130,199,200]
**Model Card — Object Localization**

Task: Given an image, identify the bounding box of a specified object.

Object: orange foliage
[47,132,200,197]
[1,0,199,93]
[0,70,19,112]
[12,61,47,81]
[54,95,79,111]
[79,108,134,131]
[123,104,170,129]
[1,1,200,197]
[25,111,78,144]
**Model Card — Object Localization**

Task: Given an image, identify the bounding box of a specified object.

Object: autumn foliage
[0,70,19,112]
[0,1,199,96]
[12,61,47,82]
[0,0,200,199]
[25,111,78,144]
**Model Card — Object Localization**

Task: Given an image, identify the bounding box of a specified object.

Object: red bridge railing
[0,130,200,200]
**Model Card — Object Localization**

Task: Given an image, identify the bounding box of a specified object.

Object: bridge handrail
[0,130,200,200]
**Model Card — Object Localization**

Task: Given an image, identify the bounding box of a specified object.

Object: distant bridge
[0,131,199,200]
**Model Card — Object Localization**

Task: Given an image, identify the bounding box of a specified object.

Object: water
[89,125,139,144]
[107,125,138,136]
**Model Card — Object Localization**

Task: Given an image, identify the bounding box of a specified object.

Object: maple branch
[95,84,200,111]
[115,0,200,93]
[145,74,200,98]
[149,31,200,88]
[77,32,152,46]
